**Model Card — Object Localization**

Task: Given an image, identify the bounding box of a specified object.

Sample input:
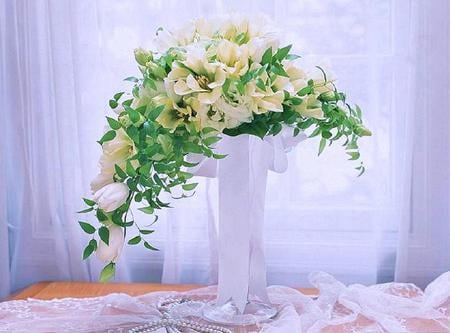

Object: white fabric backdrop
[0,0,449,299]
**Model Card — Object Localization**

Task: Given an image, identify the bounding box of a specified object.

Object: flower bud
[134,48,153,66]
[118,113,145,128]
[147,62,167,80]
[355,125,372,136]
[93,182,130,213]
[318,91,340,102]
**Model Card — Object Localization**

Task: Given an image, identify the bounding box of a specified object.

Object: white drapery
[1,0,449,299]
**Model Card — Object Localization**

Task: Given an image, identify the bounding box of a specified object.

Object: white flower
[244,82,284,114]
[248,35,279,63]
[97,225,124,263]
[168,50,226,105]
[213,97,253,129]
[90,128,136,193]
[90,171,114,194]
[294,95,324,119]
[215,40,249,76]
[93,182,129,213]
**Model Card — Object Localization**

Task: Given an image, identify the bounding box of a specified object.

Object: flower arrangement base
[202,300,278,326]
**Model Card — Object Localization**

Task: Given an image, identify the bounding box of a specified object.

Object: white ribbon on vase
[186,128,307,313]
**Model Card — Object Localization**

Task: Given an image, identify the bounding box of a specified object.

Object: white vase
[202,134,278,326]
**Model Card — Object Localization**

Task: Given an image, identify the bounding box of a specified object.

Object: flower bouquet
[78,15,371,325]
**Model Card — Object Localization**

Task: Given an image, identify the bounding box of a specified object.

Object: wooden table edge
[9,281,318,301]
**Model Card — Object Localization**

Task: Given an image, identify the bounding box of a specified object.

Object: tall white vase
[202,134,278,325]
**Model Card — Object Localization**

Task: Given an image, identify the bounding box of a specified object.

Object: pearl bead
[128,296,232,333]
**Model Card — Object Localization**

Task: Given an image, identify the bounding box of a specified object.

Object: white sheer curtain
[1,0,449,299]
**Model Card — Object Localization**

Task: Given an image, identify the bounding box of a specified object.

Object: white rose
[97,225,124,263]
[93,182,129,212]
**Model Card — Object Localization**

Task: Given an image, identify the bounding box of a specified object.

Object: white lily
[215,39,249,76]
[294,95,324,119]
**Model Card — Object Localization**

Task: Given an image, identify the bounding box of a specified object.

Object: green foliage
[79,221,96,234]
[100,262,115,282]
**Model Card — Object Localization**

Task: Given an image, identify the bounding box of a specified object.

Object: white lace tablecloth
[1,272,450,333]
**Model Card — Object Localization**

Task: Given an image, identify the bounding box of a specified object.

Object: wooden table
[10,282,318,300]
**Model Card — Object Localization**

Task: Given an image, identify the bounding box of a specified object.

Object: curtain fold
[1,0,449,298]
[395,0,450,286]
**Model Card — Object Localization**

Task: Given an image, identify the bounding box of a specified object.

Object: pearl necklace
[128,297,232,333]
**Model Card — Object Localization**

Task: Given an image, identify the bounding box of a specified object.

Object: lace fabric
[1,272,449,333]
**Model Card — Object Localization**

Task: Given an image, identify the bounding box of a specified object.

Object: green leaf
[203,136,221,146]
[140,229,154,235]
[318,137,327,156]
[99,262,115,282]
[182,183,198,191]
[79,221,96,234]
[212,153,228,159]
[96,209,109,222]
[202,127,218,135]
[309,127,322,138]
[144,241,159,251]
[178,171,193,180]
[138,163,152,176]
[234,32,249,45]
[98,130,116,144]
[286,54,301,60]
[297,85,313,96]
[269,123,283,136]
[236,80,245,95]
[82,242,95,260]
[275,44,292,61]
[290,97,303,105]
[128,235,141,245]
[124,76,139,82]
[98,226,110,245]
[182,160,199,168]
[271,63,289,77]
[125,106,140,123]
[126,160,137,177]
[157,134,173,155]
[182,142,203,154]
[261,47,273,65]
[114,164,127,179]
[148,105,165,120]
[222,78,231,96]
[144,78,157,90]
[77,207,94,214]
[322,131,332,139]
[256,78,266,91]
[113,92,124,101]
[138,206,154,214]
[106,117,121,130]
[347,151,360,160]
[109,99,118,109]
[126,126,139,143]
[83,198,96,206]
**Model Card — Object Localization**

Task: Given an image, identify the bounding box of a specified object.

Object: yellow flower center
[196,75,210,90]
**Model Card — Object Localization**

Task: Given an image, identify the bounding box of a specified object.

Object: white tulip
[90,170,114,194]
[97,225,124,263]
[93,182,129,213]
